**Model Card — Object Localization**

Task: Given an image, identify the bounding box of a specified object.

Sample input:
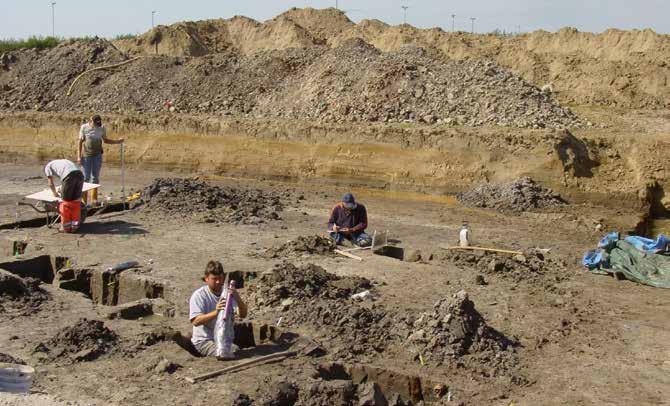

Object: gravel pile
[457,177,566,212]
[0,38,582,129]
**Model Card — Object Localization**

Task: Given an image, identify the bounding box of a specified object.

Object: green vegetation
[0,36,60,53]
[113,33,138,40]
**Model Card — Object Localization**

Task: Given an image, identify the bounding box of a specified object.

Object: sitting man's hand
[215,300,226,312]
[332,224,340,232]
[340,227,350,234]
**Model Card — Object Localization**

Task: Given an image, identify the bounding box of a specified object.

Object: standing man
[77,115,124,206]
[44,159,85,233]
[189,260,248,359]
[328,193,372,247]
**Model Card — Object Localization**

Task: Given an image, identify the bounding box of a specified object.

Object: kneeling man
[189,260,248,358]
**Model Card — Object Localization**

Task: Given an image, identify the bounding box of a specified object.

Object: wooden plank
[334,249,363,261]
[342,246,372,252]
[440,245,523,255]
[25,183,100,202]
[185,351,296,384]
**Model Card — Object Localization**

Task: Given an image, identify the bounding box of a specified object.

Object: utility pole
[470,17,476,34]
[401,5,409,25]
[50,2,56,37]
[451,14,456,32]
[335,0,339,10]
[152,10,157,28]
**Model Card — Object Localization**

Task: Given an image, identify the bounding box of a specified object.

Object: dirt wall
[1,111,665,212]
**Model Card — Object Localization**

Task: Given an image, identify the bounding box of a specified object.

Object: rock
[475,274,487,285]
[404,250,422,263]
[357,382,388,406]
[513,254,527,264]
[154,357,180,374]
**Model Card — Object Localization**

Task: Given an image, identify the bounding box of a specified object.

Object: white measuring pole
[120,143,125,203]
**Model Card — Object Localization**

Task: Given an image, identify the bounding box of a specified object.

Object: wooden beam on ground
[440,245,523,256]
[185,351,296,384]
[334,249,363,261]
[342,246,372,252]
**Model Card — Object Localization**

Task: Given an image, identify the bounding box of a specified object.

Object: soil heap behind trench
[1,37,582,129]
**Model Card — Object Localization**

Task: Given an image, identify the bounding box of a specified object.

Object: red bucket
[58,200,81,233]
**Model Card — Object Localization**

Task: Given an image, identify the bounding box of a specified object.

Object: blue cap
[342,193,355,204]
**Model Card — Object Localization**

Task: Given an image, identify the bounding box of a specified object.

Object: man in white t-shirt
[44,159,84,201]
[189,260,248,358]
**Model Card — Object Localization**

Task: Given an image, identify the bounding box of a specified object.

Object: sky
[1,0,669,39]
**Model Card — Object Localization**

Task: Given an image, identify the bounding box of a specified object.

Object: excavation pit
[316,362,447,404]
[54,267,167,307]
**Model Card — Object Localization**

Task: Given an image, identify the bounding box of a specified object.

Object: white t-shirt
[44,159,80,180]
[79,123,106,157]
[189,285,236,345]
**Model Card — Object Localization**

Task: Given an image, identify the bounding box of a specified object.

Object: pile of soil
[0,37,582,129]
[407,290,518,377]
[234,380,411,406]
[250,263,394,359]
[433,248,569,288]
[141,178,284,225]
[457,177,566,212]
[34,319,118,363]
[112,8,669,109]
[251,263,372,306]
[0,269,49,316]
[259,235,336,259]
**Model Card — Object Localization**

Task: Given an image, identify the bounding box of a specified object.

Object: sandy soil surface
[1,162,669,406]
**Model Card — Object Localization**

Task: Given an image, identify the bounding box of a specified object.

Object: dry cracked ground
[1,7,670,406]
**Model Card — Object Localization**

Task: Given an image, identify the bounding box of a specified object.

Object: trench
[316,362,448,404]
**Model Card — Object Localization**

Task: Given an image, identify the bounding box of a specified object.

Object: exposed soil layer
[0,37,582,129]
[34,319,119,363]
[457,177,567,212]
[141,177,285,224]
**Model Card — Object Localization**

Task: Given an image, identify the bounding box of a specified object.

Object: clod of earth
[34,318,118,363]
[141,178,286,225]
[457,176,566,212]
[0,269,49,316]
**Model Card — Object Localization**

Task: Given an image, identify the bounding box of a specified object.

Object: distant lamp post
[152,10,157,28]
[451,14,455,32]
[335,0,339,10]
[401,5,409,25]
[470,17,476,34]
[50,2,56,37]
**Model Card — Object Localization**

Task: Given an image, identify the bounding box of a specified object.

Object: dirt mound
[259,235,336,258]
[112,9,670,109]
[0,269,49,316]
[457,177,566,212]
[407,290,518,377]
[35,319,118,363]
[0,353,26,365]
[141,178,284,225]
[250,263,392,359]
[1,37,581,129]
[0,38,126,111]
[252,263,371,305]
[433,248,569,289]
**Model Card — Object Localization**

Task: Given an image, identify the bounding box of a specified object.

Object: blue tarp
[583,233,670,288]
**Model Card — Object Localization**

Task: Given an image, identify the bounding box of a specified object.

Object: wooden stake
[440,246,523,255]
[334,249,363,261]
[185,351,296,384]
